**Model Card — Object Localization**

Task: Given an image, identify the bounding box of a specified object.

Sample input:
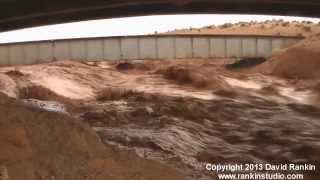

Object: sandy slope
[253,33,320,97]
[0,93,185,180]
[257,33,320,79]
[163,20,320,37]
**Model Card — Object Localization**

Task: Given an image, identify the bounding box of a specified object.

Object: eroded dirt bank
[0,57,320,180]
[257,33,320,79]
[0,93,185,180]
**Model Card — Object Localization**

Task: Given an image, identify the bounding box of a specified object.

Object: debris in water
[225,57,266,69]
[21,99,67,114]
[0,165,9,180]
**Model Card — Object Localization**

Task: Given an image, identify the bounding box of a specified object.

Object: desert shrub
[5,69,24,77]
[220,23,233,28]
[302,26,312,32]
[295,23,302,27]
[281,22,290,27]
[239,22,249,27]
[303,21,313,25]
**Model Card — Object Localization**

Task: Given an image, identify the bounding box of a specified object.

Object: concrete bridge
[0,34,302,66]
[0,0,320,32]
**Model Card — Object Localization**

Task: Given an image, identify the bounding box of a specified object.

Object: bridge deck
[0,34,303,66]
[0,0,320,32]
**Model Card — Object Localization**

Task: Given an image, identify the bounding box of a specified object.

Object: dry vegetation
[163,19,320,37]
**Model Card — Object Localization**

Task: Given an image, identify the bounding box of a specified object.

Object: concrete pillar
[104,38,121,60]
[121,38,139,60]
[193,37,210,58]
[226,37,242,58]
[53,41,70,60]
[241,37,257,58]
[23,43,39,65]
[175,37,192,58]
[257,38,272,57]
[70,40,86,61]
[157,37,175,59]
[9,44,25,65]
[210,37,226,58]
[0,46,9,66]
[87,39,104,61]
[271,38,285,52]
[139,37,157,59]
[39,42,54,63]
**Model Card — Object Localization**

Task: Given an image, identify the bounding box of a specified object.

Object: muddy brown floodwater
[0,59,319,180]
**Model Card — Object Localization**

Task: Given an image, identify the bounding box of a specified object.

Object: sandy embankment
[254,33,320,103]
[164,20,320,37]
[0,91,184,180]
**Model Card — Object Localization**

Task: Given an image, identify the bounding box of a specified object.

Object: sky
[0,14,319,43]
